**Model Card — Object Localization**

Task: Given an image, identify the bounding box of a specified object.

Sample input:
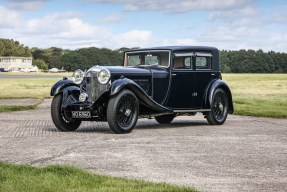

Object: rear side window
[196,52,212,70]
[173,52,194,70]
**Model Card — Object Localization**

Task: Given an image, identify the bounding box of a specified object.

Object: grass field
[0,78,60,99]
[0,162,196,192]
[223,74,287,118]
[0,73,286,118]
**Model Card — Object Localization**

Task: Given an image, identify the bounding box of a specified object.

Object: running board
[173,109,211,113]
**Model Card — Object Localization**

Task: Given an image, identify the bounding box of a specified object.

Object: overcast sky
[0,0,286,52]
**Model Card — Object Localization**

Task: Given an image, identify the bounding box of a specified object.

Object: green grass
[0,162,196,192]
[0,78,61,99]
[0,73,287,118]
[0,105,37,113]
[223,74,287,118]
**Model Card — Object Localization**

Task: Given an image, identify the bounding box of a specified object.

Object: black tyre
[51,94,81,131]
[206,88,229,125]
[107,90,139,134]
[155,114,175,124]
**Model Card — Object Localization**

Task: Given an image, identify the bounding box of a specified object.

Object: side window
[173,52,194,70]
[174,56,192,69]
[195,52,212,70]
[184,57,191,68]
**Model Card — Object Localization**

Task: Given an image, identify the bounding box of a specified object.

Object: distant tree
[61,47,123,71]
[0,39,31,57]
[32,59,48,70]
[3,38,287,73]
[219,49,287,73]
[61,51,88,71]
[219,50,231,72]
[31,47,63,69]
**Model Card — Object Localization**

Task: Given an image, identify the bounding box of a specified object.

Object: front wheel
[206,88,229,125]
[51,94,81,131]
[107,90,139,134]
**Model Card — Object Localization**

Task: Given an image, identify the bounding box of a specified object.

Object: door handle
[172,74,177,76]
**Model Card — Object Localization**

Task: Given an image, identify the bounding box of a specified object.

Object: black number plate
[72,111,91,118]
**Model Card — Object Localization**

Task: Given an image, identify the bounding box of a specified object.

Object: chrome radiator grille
[86,71,110,103]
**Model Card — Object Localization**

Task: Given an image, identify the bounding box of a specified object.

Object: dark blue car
[51,46,233,134]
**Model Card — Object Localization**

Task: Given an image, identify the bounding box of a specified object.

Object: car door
[166,52,195,109]
[192,52,214,109]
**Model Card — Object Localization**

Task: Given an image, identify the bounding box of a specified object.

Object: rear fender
[204,79,234,114]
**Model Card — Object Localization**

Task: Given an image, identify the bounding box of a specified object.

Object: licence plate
[72,111,91,118]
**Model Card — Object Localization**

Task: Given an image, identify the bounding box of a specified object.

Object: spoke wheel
[107,90,139,134]
[51,94,81,131]
[206,88,229,125]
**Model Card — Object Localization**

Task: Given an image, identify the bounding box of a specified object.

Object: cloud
[270,13,287,24]
[0,6,20,28]
[112,29,154,48]
[26,12,86,34]
[5,0,48,10]
[0,9,111,48]
[1,1,287,52]
[209,6,259,21]
[208,6,262,28]
[0,6,153,49]
[85,0,255,13]
[98,14,123,23]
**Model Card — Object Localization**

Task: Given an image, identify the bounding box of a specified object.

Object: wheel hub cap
[219,103,223,111]
[124,109,131,116]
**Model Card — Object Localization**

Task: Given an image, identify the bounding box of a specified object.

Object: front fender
[110,78,172,112]
[60,85,81,109]
[204,79,234,114]
[50,79,79,96]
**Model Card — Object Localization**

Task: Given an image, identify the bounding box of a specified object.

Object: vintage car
[50,46,233,134]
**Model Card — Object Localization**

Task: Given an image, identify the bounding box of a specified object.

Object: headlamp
[72,69,84,84]
[98,69,110,84]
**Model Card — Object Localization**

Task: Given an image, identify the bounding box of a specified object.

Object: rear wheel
[206,88,229,125]
[107,90,139,134]
[51,94,81,131]
[155,114,175,124]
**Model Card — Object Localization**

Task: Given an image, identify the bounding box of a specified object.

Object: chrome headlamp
[98,69,110,84]
[72,69,85,84]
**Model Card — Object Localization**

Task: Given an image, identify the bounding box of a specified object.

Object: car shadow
[45,126,112,134]
[45,119,209,134]
[136,119,209,130]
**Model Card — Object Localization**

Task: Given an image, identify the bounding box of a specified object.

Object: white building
[0,56,34,71]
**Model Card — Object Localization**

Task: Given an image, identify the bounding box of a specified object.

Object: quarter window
[195,52,212,70]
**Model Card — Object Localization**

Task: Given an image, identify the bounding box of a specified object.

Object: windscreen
[125,51,170,67]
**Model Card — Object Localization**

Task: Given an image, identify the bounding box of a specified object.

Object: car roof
[130,46,218,52]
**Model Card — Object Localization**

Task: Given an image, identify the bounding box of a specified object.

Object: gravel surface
[0,99,286,192]
[0,98,38,106]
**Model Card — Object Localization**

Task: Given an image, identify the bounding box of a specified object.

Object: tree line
[1,39,287,73]
[220,49,287,73]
